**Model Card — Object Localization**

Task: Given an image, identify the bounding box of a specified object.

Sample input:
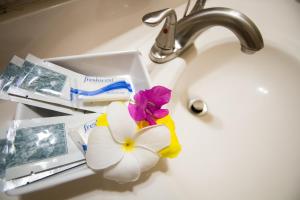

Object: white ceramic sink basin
[1,0,300,199]
[168,41,300,199]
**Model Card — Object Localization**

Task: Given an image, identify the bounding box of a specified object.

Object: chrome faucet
[142,0,264,63]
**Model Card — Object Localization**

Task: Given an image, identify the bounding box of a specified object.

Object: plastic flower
[86,102,171,183]
[128,86,171,125]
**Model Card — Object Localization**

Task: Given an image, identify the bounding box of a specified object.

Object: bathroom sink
[167,40,300,199]
[1,0,300,199]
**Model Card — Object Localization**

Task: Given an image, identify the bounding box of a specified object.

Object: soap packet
[0,113,99,192]
[8,54,134,112]
[0,56,24,99]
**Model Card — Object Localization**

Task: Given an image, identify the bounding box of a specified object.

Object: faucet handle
[142,8,177,26]
[183,0,206,17]
[142,8,177,50]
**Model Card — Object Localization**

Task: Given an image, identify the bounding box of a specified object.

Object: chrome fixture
[142,0,264,63]
[188,98,208,116]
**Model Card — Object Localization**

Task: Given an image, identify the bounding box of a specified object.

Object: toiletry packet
[0,56,84,115]
[2,160,86,192]
[69,112,111,154]
[70,76,132,102]
[0,113,99,182]
[0,56,24,99]
[69,119,97,153]
[9,95,87,116]
[8,54,134,112]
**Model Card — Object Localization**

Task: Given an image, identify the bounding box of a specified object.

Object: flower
[137,115,182,158]
[128,86,171,125]
[86,102,171,183]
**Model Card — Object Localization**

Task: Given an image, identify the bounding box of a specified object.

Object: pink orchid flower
[128,86,171,125]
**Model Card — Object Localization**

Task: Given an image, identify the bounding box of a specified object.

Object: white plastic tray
[4,50,151,195]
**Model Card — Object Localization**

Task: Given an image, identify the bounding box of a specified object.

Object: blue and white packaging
[69,119,98,153]
[8,54,134,112]
[70,76,132,103]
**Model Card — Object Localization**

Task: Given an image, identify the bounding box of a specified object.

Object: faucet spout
[143,6,264,63]
[176,7,264,54]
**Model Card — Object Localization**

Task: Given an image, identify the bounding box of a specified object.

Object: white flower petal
[107,102,137,143]
[86,126,124,170]
[103,153,140,183]
[132,147,159,172]
[135,125,171,152]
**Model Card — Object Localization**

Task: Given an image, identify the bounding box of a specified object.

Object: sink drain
[188,98,208,116]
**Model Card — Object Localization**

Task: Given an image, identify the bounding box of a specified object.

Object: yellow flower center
[122,138,135,152]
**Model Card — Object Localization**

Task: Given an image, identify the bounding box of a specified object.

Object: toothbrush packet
[8,54,134,112]
[0,56,24,99]
[0,56,81,115]
[0,113,99,187]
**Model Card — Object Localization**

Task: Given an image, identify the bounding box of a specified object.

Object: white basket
[4,50,151,195]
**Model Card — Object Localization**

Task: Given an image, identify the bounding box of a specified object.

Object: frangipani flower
[86,102,171,183]
[128,86,171,125]
[138,115,182,159]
